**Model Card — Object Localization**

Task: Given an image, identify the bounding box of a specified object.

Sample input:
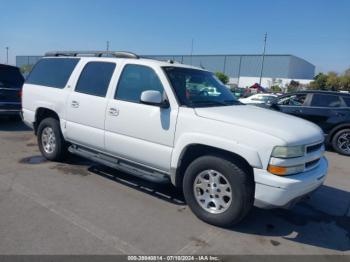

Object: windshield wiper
[223,100,240,104]
[190,100,232,107]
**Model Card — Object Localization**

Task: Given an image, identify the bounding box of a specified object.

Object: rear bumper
[0,102,21,116]
[0,109,21,116]
[253,157,328,209]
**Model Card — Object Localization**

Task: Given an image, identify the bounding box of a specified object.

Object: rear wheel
[332,128,350,156]
[37,117,67,161]
[183,155,254,227]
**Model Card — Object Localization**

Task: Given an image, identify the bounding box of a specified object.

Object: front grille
[305,158,320,169]
[306,143,323,154]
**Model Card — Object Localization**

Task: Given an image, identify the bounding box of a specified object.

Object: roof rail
[44,51,139,59]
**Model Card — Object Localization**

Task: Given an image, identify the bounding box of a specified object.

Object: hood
[194,105,324,145]
[0,64,25,89]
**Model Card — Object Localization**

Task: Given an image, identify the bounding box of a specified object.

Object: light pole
[190,38,194,65]
[5,46,9,64]
[106,41,110,54]
[259,33,267,86]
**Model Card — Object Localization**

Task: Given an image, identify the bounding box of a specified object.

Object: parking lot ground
[0,119,349,255]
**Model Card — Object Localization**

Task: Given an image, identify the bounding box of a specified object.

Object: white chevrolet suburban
[22,51,328,227]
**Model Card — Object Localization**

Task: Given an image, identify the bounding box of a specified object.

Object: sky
[0,0,349,73]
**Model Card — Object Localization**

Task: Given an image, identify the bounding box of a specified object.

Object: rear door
[65,61,116,150]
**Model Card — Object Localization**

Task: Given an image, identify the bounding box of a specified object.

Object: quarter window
[75,62,116,97]
[115,64,164,103]
[26,58,79,88]
[311,94,342,107]
[342,96,350,107]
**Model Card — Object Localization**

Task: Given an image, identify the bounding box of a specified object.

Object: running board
[68,145,170,183]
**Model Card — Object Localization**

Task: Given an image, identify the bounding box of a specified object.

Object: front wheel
[183,155,254,227]
[332,128,350,156]
[37,117,67,161]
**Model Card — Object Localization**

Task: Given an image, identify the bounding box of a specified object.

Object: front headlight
[271,145,305,158]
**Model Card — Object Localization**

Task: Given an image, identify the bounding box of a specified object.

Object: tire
[37,117,67,161]
[182,155,255,227]
[331,128,350,156]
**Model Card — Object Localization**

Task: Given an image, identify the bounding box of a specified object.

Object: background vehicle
[268,91,350,155]
[0,64,24,118]
[239,93,277,105]
[22,51,327,227]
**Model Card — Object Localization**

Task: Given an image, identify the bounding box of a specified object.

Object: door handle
[108,108,119,116]
[71,101,80,108]
[292,109,302,113]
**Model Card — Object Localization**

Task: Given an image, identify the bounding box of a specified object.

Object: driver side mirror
[267,99,279,110]
[140,90,169,108]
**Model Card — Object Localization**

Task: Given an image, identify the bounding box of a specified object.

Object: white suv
[22,51,328,227]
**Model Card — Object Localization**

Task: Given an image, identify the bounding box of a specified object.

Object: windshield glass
[163,67,240,107]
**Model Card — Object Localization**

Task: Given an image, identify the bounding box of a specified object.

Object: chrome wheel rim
[41,127,56,154]
[337,132,350,153]
[193,170,232,214]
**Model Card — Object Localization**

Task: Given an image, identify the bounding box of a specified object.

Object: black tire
[37,117,67,161]
[331,128,350,156]
[183,155,254,227]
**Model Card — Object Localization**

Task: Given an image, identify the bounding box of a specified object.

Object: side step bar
[68,145,170,183]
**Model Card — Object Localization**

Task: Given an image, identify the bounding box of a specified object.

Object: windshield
[163,67,240,107]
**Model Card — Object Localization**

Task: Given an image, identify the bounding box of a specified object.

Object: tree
[344,68,350,77]
[215,72,229,85]
[270,85,282,92]
[339,75,350,91]
[309,73,328,90]
[287,80,300,92]
[326,72,340,91]
[20,64,34,74]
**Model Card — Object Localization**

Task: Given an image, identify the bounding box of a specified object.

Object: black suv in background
[0,64,24,118]
[268,91,350,155]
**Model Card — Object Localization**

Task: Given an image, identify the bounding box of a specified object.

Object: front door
[276,93,308,119]
[105,64,178,172]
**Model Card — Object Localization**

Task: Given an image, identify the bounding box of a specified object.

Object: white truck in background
[22,51,328,227]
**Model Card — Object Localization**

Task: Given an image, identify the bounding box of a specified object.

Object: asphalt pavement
[0,119,349,255]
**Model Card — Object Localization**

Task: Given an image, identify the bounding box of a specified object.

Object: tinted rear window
[311,94,342,107]
[75,62,116,97]
[26,58,79,88]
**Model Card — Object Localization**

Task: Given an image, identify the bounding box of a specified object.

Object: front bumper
[253,156,328,209]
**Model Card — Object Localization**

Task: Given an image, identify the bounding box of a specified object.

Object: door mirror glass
[140,90,169,108]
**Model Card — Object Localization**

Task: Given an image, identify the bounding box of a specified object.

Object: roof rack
[44,51,139,59]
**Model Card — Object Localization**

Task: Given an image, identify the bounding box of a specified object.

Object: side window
[251,95,262,101]
[342,96,350,107]
[26,58,79,88]
[115,64,164,103]
[311,94,342,107]
[278,94,306,106]
[75,62,116,97]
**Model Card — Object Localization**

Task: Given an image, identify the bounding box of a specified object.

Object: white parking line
[0,175,144,254]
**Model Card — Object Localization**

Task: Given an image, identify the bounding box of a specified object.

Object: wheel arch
[34,107,60,135]
[326,123,350,144]
[171,143,258,190]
